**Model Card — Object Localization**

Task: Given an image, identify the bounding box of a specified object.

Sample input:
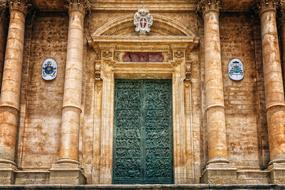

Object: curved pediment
[91,14,197,38]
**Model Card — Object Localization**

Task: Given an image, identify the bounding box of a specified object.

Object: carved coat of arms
[228,58,244,81]
[42,58,58,81]
[134,8,153,35]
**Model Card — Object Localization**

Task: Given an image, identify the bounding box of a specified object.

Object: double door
[113,79,173,184]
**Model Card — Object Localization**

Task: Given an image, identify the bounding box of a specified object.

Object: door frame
[91,41,196,184]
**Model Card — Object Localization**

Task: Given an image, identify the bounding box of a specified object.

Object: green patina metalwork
[113,79,173,184]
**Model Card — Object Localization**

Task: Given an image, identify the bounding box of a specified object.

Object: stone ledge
[0,184,283,190]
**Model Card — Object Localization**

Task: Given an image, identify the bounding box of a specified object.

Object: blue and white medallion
[228,58,244,81]
[42,58,58,81]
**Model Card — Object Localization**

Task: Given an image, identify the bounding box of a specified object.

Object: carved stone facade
[0,0,284,187]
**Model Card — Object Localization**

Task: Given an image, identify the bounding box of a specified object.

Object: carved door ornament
[134,8,153,35]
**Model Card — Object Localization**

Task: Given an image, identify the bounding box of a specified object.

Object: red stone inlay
[123,52,164,62]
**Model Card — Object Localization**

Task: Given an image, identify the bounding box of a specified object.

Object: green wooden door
[113,79,173,184]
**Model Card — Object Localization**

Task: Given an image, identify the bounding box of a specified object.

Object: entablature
[31,0,259,12]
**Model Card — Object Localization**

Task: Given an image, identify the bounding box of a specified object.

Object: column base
[49,159,86,185]
[0,159,17,184]
[201,161,237,184]
[268,161,285,184]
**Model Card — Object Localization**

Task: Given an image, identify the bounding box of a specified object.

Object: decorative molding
[94,61,102,81]
[197,0,221,16]
[174,50,185,59]
[91,0,196,11]
[9,0,30,15]
[66,0,90,15]
[257,0,279,15]
[102,50,113,59]
[185,62,192,82]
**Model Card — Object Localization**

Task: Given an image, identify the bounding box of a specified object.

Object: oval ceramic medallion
[228,58,244,81]
[42,58,58,81]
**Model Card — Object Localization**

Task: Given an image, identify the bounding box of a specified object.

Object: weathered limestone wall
[19,13,68,169]
[220,13,261,169]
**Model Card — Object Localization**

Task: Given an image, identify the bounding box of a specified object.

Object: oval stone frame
[228,58,244,81]
[42,58,58,81]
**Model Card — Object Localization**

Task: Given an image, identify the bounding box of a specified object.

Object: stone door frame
[90,38,198,184]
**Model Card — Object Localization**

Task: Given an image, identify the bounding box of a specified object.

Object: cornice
[9,0,30,15]
[66,0,90,15]
[197,0,221,16]
[91,0,196,12]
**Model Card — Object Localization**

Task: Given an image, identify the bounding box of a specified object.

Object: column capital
[257,0,279,15]
[65,0,90,15]
[197,0,221,16]
[9,0,30,15]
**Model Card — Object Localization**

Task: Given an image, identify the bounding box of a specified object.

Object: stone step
[0,184,284,190]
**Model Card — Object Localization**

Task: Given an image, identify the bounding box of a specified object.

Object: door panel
[113,79,173,184]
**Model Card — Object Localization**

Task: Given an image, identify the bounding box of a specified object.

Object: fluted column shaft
[201,0,228,164]
[58,0,87,163]
[259,0,285,162]
[0,0,27,165]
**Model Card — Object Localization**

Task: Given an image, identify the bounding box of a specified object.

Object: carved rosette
[257,0,279,15]
[66,0,90,15]
[197,0,221,16]
[9,0,30,15]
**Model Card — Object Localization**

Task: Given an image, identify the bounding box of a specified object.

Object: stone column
[281,2,285,97]
[0,0,28,184]
[0,2,7,91]
[258,0,285,184]
[198,0,237,184]
[49,0,89,185]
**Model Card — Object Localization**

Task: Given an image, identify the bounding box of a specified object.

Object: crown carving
[257,0,279,14]
[9,0,30,15]
[66,0,90,15]
[197,0,221,15]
